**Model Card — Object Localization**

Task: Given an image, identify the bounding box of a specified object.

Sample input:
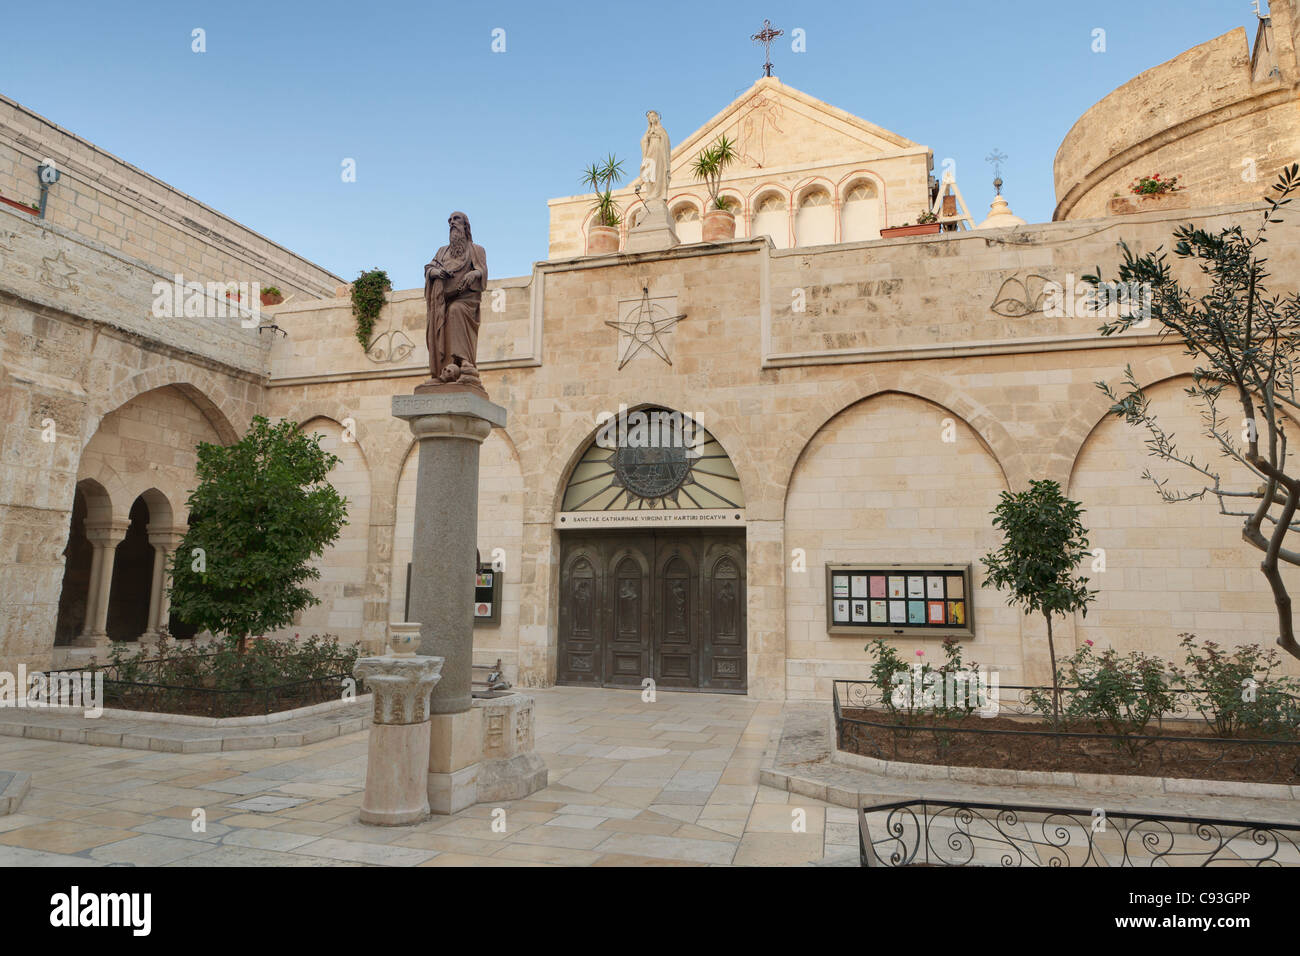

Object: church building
[3,6,1300,700]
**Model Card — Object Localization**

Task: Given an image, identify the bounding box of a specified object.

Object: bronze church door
[557,531,746,693]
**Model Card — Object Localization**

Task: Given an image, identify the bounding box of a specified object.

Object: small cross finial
[986,149,1008,194]
[751,19,783,77]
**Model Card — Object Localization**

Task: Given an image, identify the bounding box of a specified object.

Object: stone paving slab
[0,687,853,866]
[0,770,30,815]
[762,704,1300,826]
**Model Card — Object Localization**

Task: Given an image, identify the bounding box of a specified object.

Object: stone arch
[749,186,790,249]
[1066,372,1300,671]
[777,372,1024,504]
[670,197,703,244]
[265,416,372,648]
[782,390,1022,698]
[838,171,886,242]
[541,400,758,522]
[793,180,835,247]
[92,364,242,450]
[1049,352,1188,486]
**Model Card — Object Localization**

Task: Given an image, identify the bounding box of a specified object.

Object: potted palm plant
[880,209,942,239]
[691,135,739,241]
[259,286,284,307]
[581,154,625,254]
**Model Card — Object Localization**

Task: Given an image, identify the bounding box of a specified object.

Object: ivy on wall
[350,268,391,350]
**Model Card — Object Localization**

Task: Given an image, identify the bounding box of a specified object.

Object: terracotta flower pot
[586,224,620,255]
[880,222,942,239]
[702,208,737,242]
[1107,192,1191,216]
[260,291,284,307]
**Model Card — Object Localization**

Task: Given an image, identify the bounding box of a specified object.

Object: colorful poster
[888,600,906,623]
[907,601,925,624]
[948,600,965,625]
[926,576,945,599]
[870,600,886,622]
[476,572,493,588]
[850,575,868,598]
[851,601,868,622]
[832,576,849,598]
[832,599,850,623]
[927,600,945,623]
[870,575,886,598]
[907,576,924,599]
[888,576,905,599]
[475,602,491,618]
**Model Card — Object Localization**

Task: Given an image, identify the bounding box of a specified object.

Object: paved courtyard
[0,687,858,866]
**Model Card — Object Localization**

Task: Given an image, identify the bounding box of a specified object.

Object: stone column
[353,655,444,825]
[142,528,185,645]
[76,521,128,649]
[392,391,506,814]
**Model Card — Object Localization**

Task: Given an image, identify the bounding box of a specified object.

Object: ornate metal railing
[859,799,1300,867]
[833,680,1300,785]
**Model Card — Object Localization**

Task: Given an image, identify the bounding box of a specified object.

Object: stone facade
[4,7,1300,704]
[0,98,341,676]
[1054,9,1300,220]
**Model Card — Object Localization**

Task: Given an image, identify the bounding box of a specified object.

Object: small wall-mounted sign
[405,562,502,627]
[825,562,974,639]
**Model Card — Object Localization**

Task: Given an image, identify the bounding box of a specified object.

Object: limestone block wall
[1053,8,1300,221]
[782,393,1020,698]
[1070,376,1300,656]
[0,95,342,299]
[265,200,1300,700]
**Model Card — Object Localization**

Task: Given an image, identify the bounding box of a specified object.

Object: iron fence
[859,798,1300,867]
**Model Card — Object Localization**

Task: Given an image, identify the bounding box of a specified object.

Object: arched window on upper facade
[840,180,881,242]
[752,192,789,249]
[673,203,702,244]
[795,188,834,246]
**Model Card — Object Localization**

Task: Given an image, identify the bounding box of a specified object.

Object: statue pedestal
[625,199,680,253]
[353,655,444,826]
[390,391,547,816]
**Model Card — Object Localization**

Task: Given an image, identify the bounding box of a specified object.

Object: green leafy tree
[168,416,348,653]
[981,479,1097,723]
[1087,166,1300,661]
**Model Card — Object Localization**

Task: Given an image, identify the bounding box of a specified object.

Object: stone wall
[1053,6,1300,220]
[263,199,1300,700]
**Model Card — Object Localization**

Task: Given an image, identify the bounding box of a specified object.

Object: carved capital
[353,655,444,725]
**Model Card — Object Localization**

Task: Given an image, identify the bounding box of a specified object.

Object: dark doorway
[106,497,153,641]
[53,489,92,646]
[557,530,746,693]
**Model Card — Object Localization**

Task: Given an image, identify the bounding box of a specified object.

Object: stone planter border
[0,770,30,816]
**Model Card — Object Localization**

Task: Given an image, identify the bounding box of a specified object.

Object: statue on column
[419,211,488,396]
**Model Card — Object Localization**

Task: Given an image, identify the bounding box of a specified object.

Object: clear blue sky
[1,0,1263,287]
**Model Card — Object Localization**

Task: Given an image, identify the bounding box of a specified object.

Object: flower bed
[75,635,363,718]
[836,635,1300,785]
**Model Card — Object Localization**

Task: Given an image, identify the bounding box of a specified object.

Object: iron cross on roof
[751,19,783,77]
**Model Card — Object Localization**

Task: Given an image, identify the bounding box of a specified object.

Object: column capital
[354,655,445,725]
[147,526,188,549]
[84,521,130,545]
[392,393,507,441]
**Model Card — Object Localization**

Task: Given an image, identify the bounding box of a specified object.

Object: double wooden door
[558,531,746,693]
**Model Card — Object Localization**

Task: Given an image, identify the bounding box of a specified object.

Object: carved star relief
[605,287,686,370]
[39,249,78,292]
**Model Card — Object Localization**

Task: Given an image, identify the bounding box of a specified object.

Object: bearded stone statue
[419,211,488,396]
